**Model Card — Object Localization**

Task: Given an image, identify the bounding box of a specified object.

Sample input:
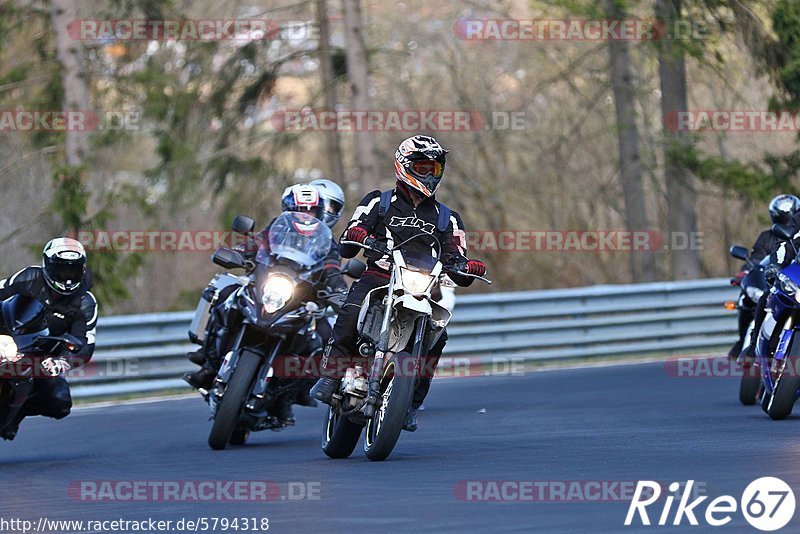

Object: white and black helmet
[394,135,449,197]
[769,194,800,225]
[309,179,345,228]
[42,237,86,295]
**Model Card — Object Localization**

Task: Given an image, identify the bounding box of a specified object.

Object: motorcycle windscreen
[258,212,332,269]
[400,249,438,273]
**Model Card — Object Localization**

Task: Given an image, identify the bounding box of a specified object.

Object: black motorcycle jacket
[339,186,474,287]
[750,229,778,264]
[0,266,97,365]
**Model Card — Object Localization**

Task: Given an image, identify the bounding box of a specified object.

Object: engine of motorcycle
[341,366,369,409]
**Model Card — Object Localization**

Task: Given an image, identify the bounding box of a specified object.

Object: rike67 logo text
[625,478,795,531]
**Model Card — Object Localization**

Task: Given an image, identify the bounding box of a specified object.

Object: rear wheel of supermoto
[739,363,762,406]
[767,358,800,420]
[364,352,415,462]
[321,403,362,458]
[208,350,261,450]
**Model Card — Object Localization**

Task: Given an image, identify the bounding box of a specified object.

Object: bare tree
[342,0,381,192]
[50,0,89,166]
[606,0,656,282]
[316,0,345,185]
[656,0,701,279]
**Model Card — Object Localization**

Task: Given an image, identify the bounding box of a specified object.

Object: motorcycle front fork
[363,316,427,419]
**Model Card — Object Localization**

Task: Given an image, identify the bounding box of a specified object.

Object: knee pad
[49,390,72,419]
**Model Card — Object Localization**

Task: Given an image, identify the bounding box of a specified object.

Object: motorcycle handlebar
[341,238,492,284]
[443,269,492,285]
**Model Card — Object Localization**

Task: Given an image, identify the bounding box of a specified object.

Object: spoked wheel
[767,357,800,420]
[208,351,261,450]
[321,403,363,458]
[364,353,415,462]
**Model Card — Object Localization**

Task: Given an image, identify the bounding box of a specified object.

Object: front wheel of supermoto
[364,352,415,461]
[321,403,363,458]
[208,350,261,450]
[767,358,800,420]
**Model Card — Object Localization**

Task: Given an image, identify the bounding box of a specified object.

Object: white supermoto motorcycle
[320,233,490,461]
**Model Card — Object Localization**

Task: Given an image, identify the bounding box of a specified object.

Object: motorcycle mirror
[343,259,366,279]
[61,333,84,353]
[729,245,749,261]
[231,215,255,235]
[772,223,794,241]
[33,334,84,353]
[212,248,247,270]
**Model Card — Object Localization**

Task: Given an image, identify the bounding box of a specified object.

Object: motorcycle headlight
[262,274,295,313]
[778,273,800,303]
[745,286,764,302]
[399,268,435,295]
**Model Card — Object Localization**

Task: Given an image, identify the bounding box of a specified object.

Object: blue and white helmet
[309,179,345,228]
[42,237,86,295]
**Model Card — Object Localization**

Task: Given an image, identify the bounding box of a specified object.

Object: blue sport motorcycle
[751,224,800,419]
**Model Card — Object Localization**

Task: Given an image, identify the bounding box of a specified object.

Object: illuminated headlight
[399,268,435,295]
[778,273,800,302]
[262,274,295,313]
[745,286,764,302]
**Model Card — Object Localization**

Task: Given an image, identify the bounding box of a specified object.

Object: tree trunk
[606,0,655,282]
[656,0,701,279]
[315,0,345,186]
[342,0,381,192]
[50,0,89,166]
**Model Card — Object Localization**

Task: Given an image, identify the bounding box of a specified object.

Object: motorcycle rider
[309,135,487,431]
[0,237,97,440]
[729,194,800,357]
[740,194,800,362]
[183,184,347,424]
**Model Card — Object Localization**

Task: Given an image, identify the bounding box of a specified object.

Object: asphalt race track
[2,360,800,533]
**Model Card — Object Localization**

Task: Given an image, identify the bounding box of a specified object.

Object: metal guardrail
[69,278,740,398]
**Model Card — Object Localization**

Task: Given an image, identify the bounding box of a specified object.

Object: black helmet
[42,237,87,295]
[769,194,800,225]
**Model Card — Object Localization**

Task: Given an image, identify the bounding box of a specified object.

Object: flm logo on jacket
[389,216,436,235]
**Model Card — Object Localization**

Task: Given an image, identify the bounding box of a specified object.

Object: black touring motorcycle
[190,212,357,450]
[0,295,83,439]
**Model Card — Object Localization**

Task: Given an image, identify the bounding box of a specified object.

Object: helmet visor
[50,262,84,284]
[324,199,343,217]
[294,205,324,220]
